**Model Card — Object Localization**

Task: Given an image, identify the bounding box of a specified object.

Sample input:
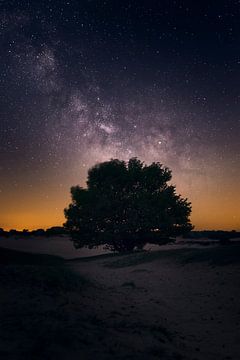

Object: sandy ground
[0,235,110,259]
[0,237,240,360]
[69,251,240,360]
[0,235,217,259]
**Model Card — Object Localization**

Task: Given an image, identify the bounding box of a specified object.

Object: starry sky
[0,0,239,231]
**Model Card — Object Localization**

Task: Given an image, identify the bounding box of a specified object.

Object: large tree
[64,158,193,252]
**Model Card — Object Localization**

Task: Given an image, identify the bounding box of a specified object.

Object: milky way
[0,1,239,230]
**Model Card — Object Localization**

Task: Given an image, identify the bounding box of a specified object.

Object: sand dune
[0,238,239,359]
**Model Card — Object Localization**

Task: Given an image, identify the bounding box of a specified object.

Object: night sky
[0,0,239,230]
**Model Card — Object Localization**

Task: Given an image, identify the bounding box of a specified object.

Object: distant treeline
[0,227,239,240]
[0,227,68,237]
[183,230,240,241]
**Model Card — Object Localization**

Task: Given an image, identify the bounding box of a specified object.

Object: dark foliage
[185,230,240,242]
[31,228,46,236]
[9,229,18,236]
[45,226,68,237]
[64,158,193,252]
[0,227,67,238]
[0,228,8,237]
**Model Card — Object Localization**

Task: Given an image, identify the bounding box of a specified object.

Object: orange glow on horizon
[1,174,239,232]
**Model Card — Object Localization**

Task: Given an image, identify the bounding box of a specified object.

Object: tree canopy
[64,158,193,252]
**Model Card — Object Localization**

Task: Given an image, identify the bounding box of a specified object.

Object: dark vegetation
[0,226,67,237]
[0,247,89,291]
[0,247,90,360]
[64,158,193,252]
[184,230,240,244]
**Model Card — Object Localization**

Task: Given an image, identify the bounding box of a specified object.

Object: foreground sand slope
[69,247,240,360]
[1,244,240,360]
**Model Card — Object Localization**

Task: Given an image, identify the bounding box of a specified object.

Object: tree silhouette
[64,158,193,252]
